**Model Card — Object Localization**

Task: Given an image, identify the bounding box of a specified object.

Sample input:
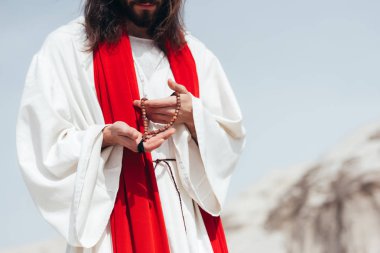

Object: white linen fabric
[16,17,246,253]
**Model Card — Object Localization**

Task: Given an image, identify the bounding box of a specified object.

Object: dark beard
[124,0,160,28]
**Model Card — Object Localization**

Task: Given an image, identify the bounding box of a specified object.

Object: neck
[126,21,152,39]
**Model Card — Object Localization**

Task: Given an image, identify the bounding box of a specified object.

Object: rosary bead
[140,93,181,141]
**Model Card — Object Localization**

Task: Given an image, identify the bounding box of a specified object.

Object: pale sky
[1,0,380,249]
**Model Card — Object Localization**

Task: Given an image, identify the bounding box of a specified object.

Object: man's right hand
[101,121,175,152]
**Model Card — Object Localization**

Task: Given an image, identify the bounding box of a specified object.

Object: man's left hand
[133,79,198,142]
[133,79,193,126]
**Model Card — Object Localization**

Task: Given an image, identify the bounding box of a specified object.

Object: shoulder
[37,16,89,63]
[184,32,225,79]
[185,32,217,63]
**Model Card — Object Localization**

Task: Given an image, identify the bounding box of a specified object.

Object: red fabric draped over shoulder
[93,35,169,253]
[93,34,228,253]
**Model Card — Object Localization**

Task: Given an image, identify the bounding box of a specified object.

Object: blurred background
[1,0,380,252]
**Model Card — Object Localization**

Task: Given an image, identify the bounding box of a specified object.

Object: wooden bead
[140,96,182,141]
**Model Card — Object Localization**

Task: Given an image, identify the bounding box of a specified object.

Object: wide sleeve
[16,31,123,248]
[172,39,246,216]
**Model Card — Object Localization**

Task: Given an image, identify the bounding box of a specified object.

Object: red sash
[93,34,228,253]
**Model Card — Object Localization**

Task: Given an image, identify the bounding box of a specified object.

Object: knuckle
[128,142,137,152]
[116,121,127,127]
[123,128,130,136]
[126,128,134,137]
[144,144,152,152]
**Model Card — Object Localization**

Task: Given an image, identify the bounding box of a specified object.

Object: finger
[144,97,177,108]
[145,127,176,143]
[144,107,175,117]
[117,135,139,152]
[144,128,176,152]
[153,127,176,140]
[168,79,188,94]
[118,126,140,140]
[149,114,173,124]
[144,138,165,152]
[148,107,176,116]
[133,100,141,108]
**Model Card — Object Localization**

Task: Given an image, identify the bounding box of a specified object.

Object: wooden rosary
[141,92,181,141]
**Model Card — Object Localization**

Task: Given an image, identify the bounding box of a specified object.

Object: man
[16,0,245,252]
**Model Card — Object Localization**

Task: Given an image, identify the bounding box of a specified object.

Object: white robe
[16,17,246,253]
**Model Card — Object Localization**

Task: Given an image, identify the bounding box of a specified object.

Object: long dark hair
[84,0,185,52]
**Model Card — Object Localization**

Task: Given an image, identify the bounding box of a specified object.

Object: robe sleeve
[172,36,246,216]
[16,29,123,248]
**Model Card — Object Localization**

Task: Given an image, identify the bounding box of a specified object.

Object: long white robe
[16,17,246,253]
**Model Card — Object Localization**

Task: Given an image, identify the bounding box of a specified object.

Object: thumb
[133,100,141,107]
[168,79,188,94]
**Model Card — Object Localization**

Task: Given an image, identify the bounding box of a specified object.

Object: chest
[134,55,175,100]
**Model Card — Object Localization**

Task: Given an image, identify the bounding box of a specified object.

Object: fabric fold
[16,27,124,248]
[17,17,245,252]
[171,36,246,216]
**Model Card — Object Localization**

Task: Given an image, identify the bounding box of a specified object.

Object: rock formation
[223,122,380,253]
